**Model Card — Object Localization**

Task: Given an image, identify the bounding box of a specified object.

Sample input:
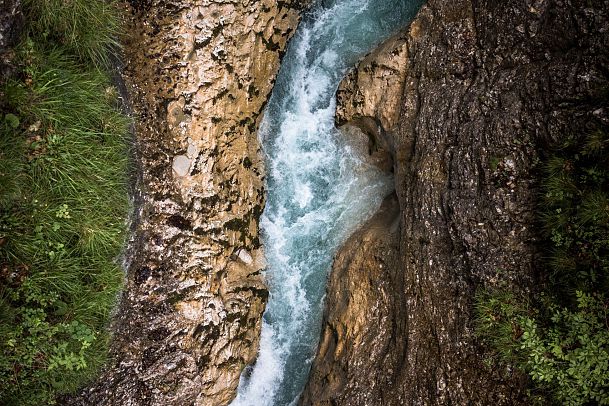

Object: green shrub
[477,290,609,405]
[520,292,609,405]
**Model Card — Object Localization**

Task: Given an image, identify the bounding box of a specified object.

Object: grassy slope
[0,1,129,404]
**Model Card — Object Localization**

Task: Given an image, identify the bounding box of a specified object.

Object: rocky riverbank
[71,1,301,405]
[302,0,609,404]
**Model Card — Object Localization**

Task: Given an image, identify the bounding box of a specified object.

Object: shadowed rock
[0,0,22,80]
[302,0,609,404]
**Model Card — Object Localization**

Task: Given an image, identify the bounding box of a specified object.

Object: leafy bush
[520,292,609,405]
[0,2,129,404]
[477,290,609,405]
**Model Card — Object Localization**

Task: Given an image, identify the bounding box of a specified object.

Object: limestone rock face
[335,31,409,138]
[71,1,300,405]
[302,0,609,405]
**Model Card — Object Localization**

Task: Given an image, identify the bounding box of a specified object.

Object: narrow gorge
[1,0,608,405]
[231,1,421,404]
[69,0,609,404]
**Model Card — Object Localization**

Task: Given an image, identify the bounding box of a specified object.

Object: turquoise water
[231,0,422,404]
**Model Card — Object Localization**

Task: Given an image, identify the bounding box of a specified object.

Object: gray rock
[0,0,22,80]
[0,0,21,51]
[172,155,191,177]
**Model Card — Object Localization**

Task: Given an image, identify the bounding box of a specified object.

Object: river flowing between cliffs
[231,1,421,405]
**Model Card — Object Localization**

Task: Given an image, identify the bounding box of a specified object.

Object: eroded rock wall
[302,0,609,404]
[72,1,301,405]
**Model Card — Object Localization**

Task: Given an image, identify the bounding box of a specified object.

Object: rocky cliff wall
[302,0,609,404]
[72,1,301,405]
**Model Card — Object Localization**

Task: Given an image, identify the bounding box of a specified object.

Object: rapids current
[231,0,422,404]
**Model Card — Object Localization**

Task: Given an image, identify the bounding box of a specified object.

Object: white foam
[232,322,284,406]
[293,183,313,208]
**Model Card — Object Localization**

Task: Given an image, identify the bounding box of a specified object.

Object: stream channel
[231,0,422,404]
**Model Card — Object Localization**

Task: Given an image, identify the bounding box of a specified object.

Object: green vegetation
[476,130,609,405]
[0,1,129,404]
[22,0,121,67]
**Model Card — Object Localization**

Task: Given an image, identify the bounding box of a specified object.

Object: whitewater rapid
[231,0,422,404]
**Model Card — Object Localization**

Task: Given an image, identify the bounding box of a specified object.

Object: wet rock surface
[303,0,609,404]
[71,1,300,405]
[335,31,409,144]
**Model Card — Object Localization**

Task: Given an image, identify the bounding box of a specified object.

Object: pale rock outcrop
[335,31,409,138]
[71,0,301,405]
[334,30,410,174]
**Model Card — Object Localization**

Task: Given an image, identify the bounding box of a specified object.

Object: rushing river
[231,0,422,404]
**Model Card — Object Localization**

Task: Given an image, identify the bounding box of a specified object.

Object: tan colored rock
[71,1,301,405]
[300,195,402,406]
[335,31,409,137]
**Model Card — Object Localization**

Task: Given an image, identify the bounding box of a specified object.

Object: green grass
[475,129,609,405]
[22,0,122,67]
[0,1,129,404]
[474,288,531,365]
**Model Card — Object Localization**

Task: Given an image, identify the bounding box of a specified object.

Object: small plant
[4,114,20,129]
